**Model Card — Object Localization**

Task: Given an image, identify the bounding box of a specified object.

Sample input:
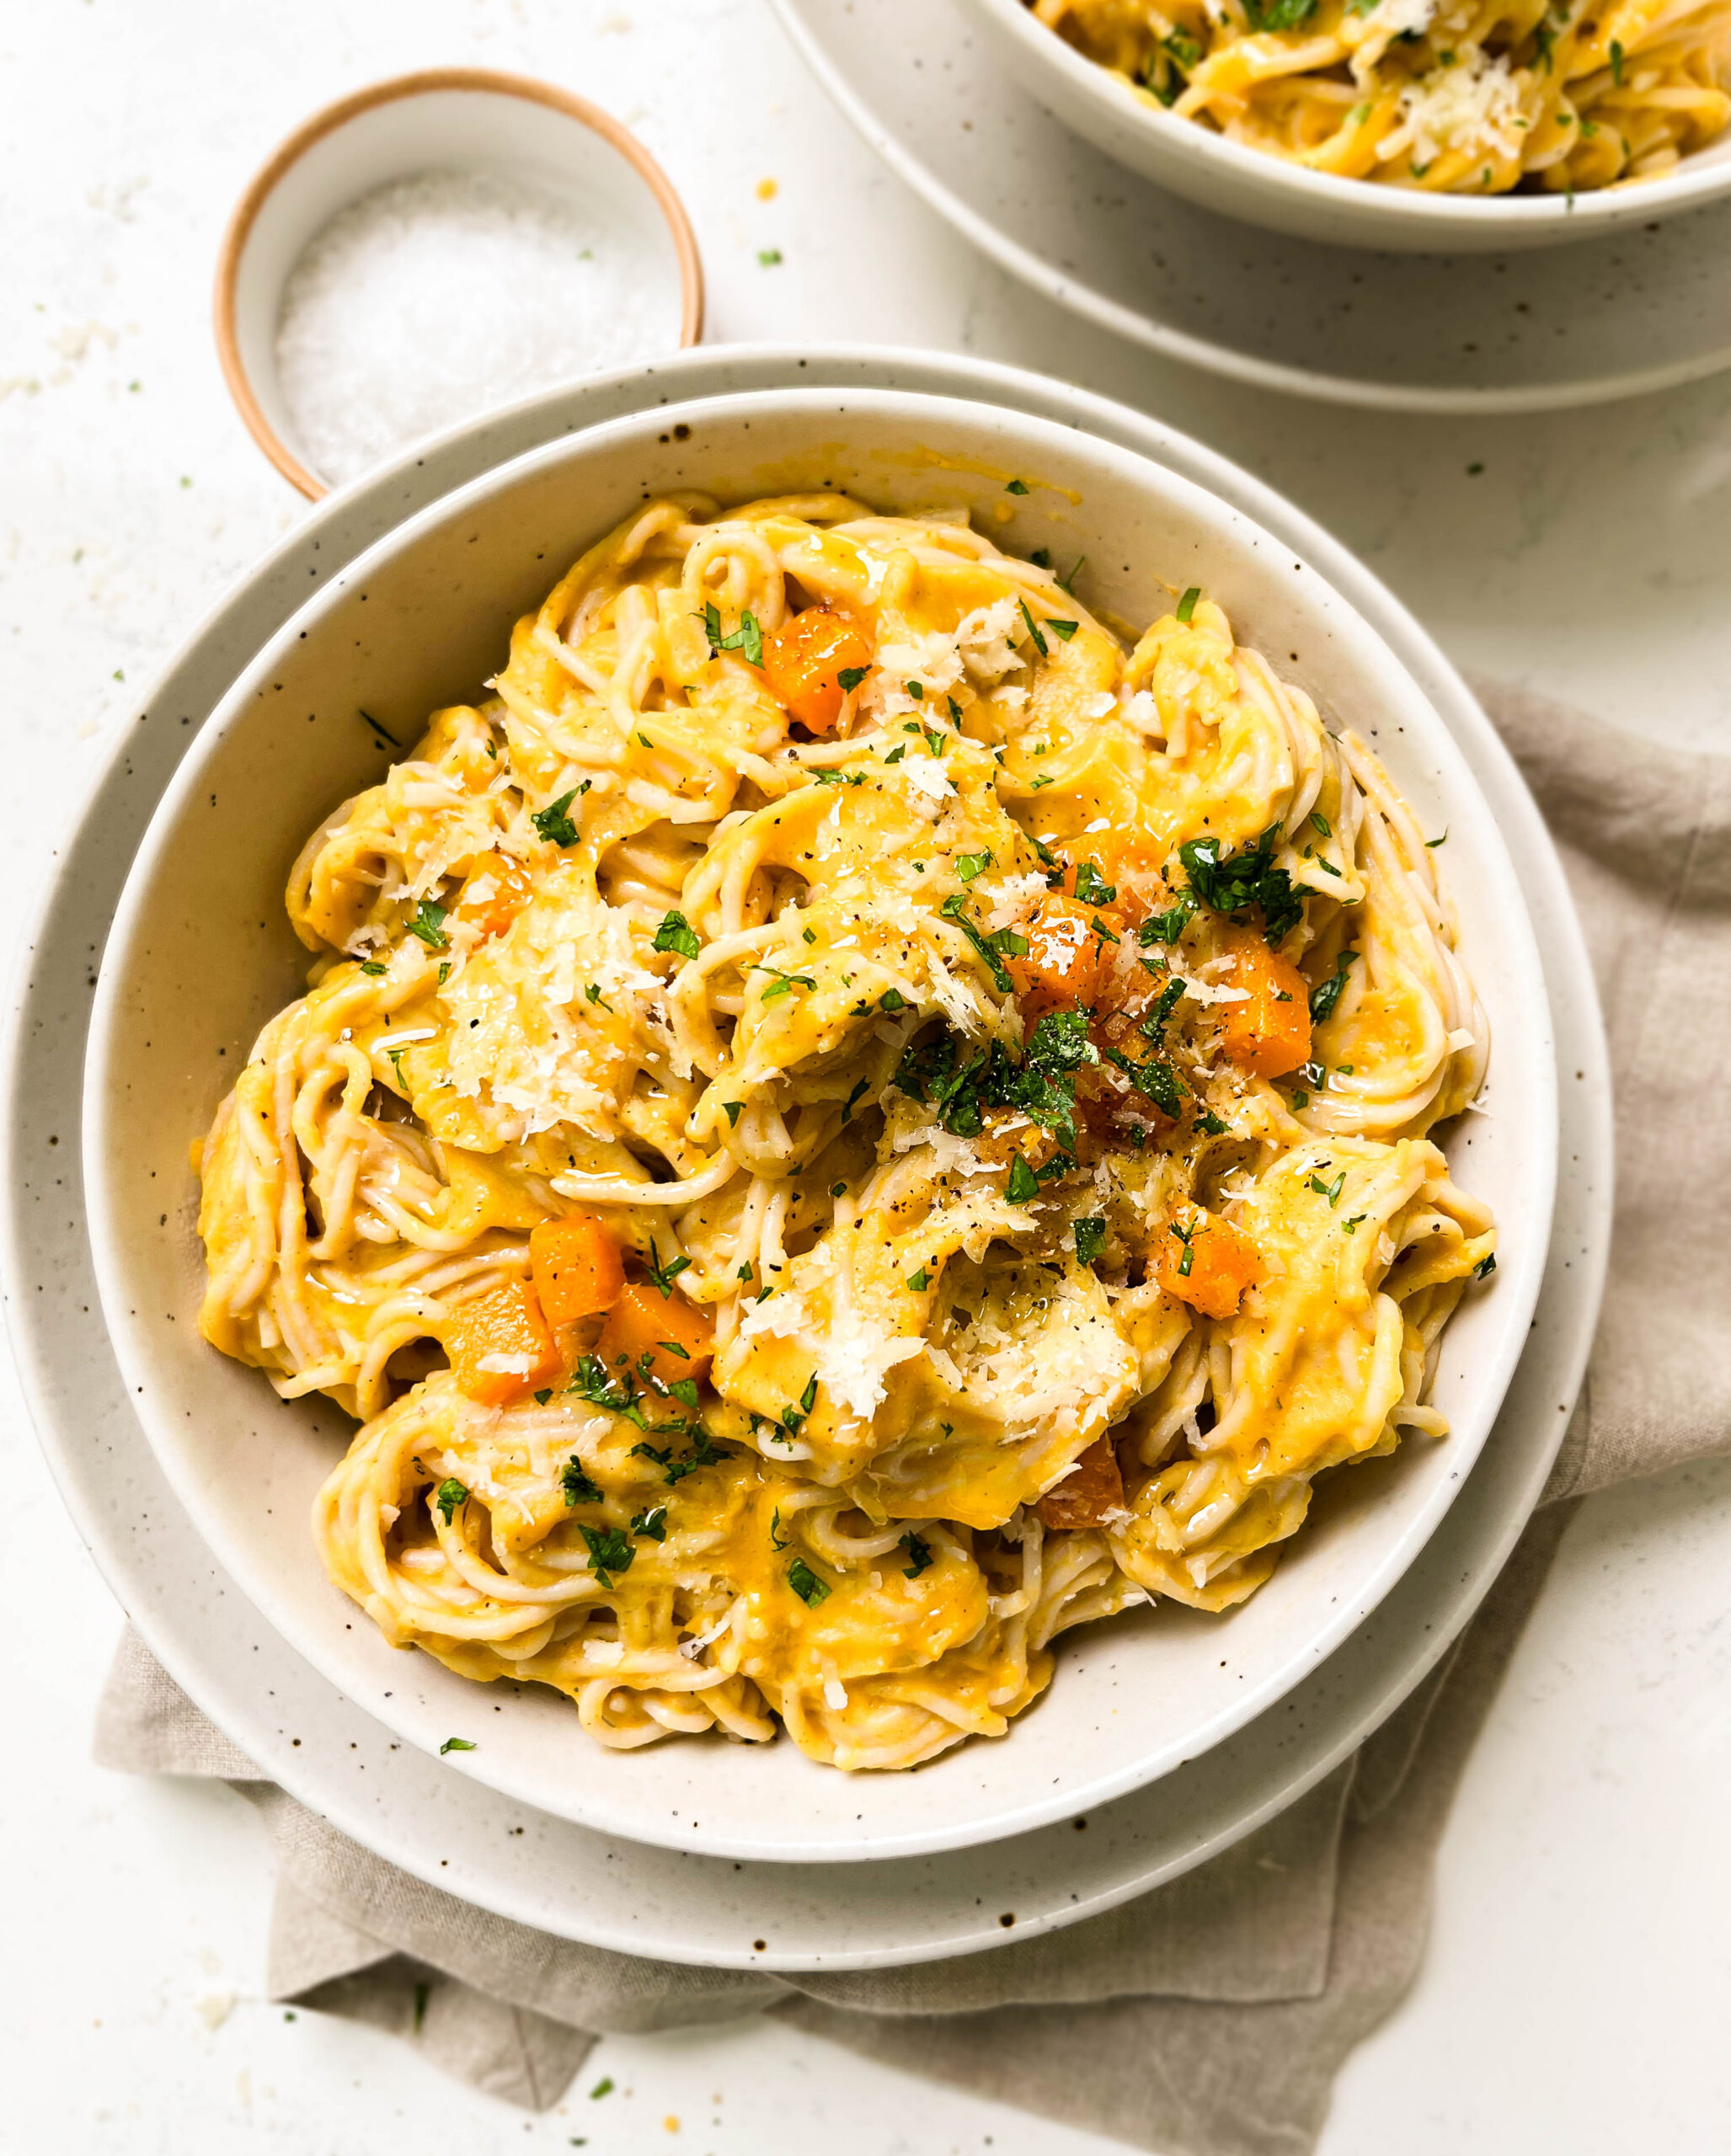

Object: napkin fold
[92,683,1731,2154]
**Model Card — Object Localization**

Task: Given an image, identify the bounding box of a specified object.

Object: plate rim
[767,0,1731,416]
[0,343,1612,1967]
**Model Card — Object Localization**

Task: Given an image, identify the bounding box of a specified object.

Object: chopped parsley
[1018,600,1049,659]
[560,1457,603,1507]
[715,608,766,666]
[756,965,816,1000]
[907,1267,931,1291]
[955,851,992,883]
[1141,975,1186,1043]
[1310,810,1332,837]
[1140,894,1197,946]
[1048,618,1078,642]
[893,1006,1097,1148]
[1474,1251,1497,1281]
[568,1353,649,1428]
[1175,585,1200,624]
[1343,1213,1367,1234]
[787,1556,831,1606]
[653,909,702,960]
[1308,1169,1346,1208]
[631,1504,669,1542]
[838,664,868,693]
[901,1532,935,1578]
[1071,859,1117,907]
[532,788,580,846]
[630,1430,730,1485]
[723,1100,743,1127]
[1074,1216,1107,1267]
[644,1242,692,1298]
[434,1478,467,1523]
[1180,826,1303,945]
[879,987,910,1012]
[580,1522,636,1588]
[358,959,386,977]
[439,1737,477,1754]
[1104,1046,1185,1118]
[1308,948,1358,1025]
[841,1076,871,1123]
[1006,478,1029,494]
[1243,0,1317,27]
[1007,1155,1041,1204]
[938,893,1023,994]
[1030,547,1051,568]
[406,900,448,950]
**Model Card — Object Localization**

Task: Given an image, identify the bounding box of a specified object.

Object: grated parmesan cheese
[1392,52,1527,168]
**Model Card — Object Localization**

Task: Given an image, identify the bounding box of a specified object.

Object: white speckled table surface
[5,3,1730,2150]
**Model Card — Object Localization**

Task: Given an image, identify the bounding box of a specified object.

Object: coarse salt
[275,169,679,487]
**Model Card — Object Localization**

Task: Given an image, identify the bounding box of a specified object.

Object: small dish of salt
[216,68,703,499]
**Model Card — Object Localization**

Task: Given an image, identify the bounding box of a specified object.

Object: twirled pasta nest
[196,493,1494,1772]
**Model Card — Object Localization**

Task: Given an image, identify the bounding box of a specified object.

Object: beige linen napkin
[92,685,1731,2154]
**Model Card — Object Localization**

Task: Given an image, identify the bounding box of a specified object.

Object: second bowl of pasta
[956,0,1731,252]
[83,384,1555,1860]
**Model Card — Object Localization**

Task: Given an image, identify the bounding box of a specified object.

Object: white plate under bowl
[954,0,1731,255]
[5,346,1606,1965]
[772,0,1731,412]
[82,380,1554,1864]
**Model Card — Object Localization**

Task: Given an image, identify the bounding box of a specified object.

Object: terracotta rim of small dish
[212,67,706,499]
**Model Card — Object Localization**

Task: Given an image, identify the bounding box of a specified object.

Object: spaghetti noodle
[196,494,1495,1772]
[1028,0,1731,195]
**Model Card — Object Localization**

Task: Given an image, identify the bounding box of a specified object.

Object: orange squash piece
[445,1278,563,1405]
[530,1215,624,1328]
[1037,1436,1125,1529]
[453,851,535,942]
[595,1280,715,1394]
[1154,1203,1260,1321]
[1215,929,1312,1078]
[761,606,874,734]
[1004,894,1108,1018]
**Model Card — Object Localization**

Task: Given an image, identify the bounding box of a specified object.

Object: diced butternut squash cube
[1037,1436,1125,1529]
[1050,834,1163,933]
[445,1278,562,1405]
[453,851,535,942]
[1154,1203,1261,1321]
[530,1214,625,1327]
[1215,928,1312,1077]
[595,1280,714,1393]
[1004,894,1107,1018]
[761,606,874,734]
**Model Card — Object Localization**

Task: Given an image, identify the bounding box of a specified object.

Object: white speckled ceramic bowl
[955,0,1731,254]
[82,383,1556,1863]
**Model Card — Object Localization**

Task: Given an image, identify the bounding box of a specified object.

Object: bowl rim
[82,376,1557,1860]
[964,0,1731,242]
[211,66,706,501]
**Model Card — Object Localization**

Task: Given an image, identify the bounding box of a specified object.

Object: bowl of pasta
[83,384,1554,1860]
[955,0,1731,252]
